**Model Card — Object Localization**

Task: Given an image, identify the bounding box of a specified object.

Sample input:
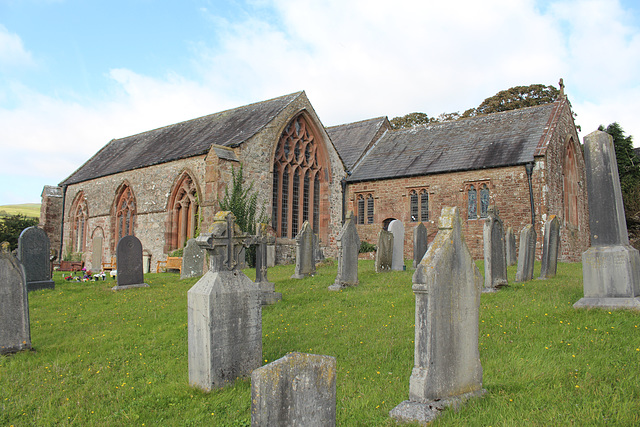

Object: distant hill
[0,203,41,219]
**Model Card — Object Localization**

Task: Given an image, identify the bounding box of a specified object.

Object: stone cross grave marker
[251,352,337,426]
[0,244,32,355]
[181,238,206,279]
[253,223,281,305]
[188,211,262,391]
[483,207,508,292]
[17,226,55,292]
[389,220,405,270]
[113,235,149,290]
[329,212,360,291]
[390,207,485,425]
[291,221,316,279]
[375,229,393,272]
[412,222,428,269]
[515,225,536,282]
[539,215,561,279]
[575,130,640,309]
[505,226,517,266]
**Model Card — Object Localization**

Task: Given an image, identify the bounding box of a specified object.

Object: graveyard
[1,258,639,426]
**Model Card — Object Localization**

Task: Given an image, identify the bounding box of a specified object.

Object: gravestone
[329,212,360,291]
[389,220,405,270]
[412,222,428,269]
[92,235,103,271]
[515,225,536,282]
[181,238,206,279]
[254,223,281,305]
[575,131,640,309]
[0,244,32,354]
[17,226,55,292]
[505,226,517,266]
[188,212,262,391]
[539,216,561,279]
[375,229,393,272]
[112,235,149,290]
[483,207,508,292]
[390,207,485,425]
[251,352,337,426]
[313,233,325,263]
[291,221,316,279]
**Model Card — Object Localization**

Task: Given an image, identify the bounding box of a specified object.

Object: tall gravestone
[505,226,517,266]
[539,216,561,279]
[17,226,55,292]
[188,212,262,391]
[0,244,32,354]
[575,131,640,309]
[291,221,316,279]
[92,235,103,271]
[251,352,337,426]
[412,222,428,269]
[483,207,508,292]
[329,212,360,291]
[181,238,206,279]
[389,220,405,271]
[254,223,281,305]
[375,229,393,273]
[515,225,536,282]
[390,207,485,425]
[112,235,149,290]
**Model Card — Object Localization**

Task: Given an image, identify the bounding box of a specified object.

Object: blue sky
[1,0,639,204]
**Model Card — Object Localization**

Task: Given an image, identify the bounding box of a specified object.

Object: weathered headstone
[505,226,517,266]
[181,238,206,279]
[483,207,508,292]
[390,207,485,425]
[313,233,325,263]
[112,235,149,290]
[254,223,281,305]
[539,216,561,279]
[251,352,337,426]
[0,244,32,355]
[17,226,55,292]
[375,229,393,272]
[389,220,405,271]
[329,212,360,291]
[291,221,316,279]
[575,131,640,309]
[515,225,536,282]
[412,222,428,269]
[188,212,262,391]
[92,235,103,271]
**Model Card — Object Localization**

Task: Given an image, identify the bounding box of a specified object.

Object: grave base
[573,297,640,310]
[390,389,486,425]
[27,279,55,292]
[328,280,358,291]
[261,291,282,305]
[290,273,312,279]
[111,283,149,291]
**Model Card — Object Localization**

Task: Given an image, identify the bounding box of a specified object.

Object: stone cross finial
[559,78,565,97]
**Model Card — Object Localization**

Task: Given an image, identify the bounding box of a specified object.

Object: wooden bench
[156,256,182,273]
[59,260,84,272]
[102,257,116,272]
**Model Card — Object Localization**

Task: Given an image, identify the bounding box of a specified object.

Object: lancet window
[168,172,200,250]
[409,188,429,222]
[356,192,374,225]
[71,193,88,253]
[467,181,490,220]
[115,184,136,242]
[564,138,579,226]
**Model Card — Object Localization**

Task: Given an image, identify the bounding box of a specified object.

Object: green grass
[0,203,41,218]
[1,260,639,426]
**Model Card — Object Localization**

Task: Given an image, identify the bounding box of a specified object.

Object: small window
[420,190,428,222]
[468,185,477,219]
[366,194,374,224]
[357,195,365,225]
[410,190,419,222]
[479,184,490,218]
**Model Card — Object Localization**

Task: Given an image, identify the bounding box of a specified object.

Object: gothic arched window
[167,172,200,251]
[564,138,579,226]
[71,193,88,253]
[115,184,136,242]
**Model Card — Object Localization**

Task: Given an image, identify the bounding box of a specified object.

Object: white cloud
[0,24,33,68]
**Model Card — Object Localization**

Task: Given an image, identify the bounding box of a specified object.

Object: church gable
[327,117,390,171]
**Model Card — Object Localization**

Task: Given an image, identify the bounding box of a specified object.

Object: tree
[390,112,436,129]
[0,214,39,251]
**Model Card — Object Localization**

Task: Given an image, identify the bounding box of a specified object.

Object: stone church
[40,89,589,271]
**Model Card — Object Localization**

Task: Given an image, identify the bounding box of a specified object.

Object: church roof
[348,100,561,183]
[327,117,389,170]
[60,92,303,186]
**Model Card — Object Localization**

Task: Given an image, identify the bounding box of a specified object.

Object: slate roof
[348,101,560,183]
[60,92,303,186]
[327,117,389,170]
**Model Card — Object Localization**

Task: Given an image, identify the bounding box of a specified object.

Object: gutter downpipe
[525,162,535,226]
[59,185,67,259]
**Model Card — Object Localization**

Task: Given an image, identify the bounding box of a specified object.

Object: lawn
[1,259,639,426]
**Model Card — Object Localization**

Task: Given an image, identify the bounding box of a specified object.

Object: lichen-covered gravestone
[389,220,405,271]
[188,212,262,391]
[412,222,428,269]
[375,229,393,273]
[390,207,485,425]
[254,223,281,305]
[17,226,55,292]
[539,215,561,279]
[251,352,337,426]
[505,226,517,266]
[575,131,640,309]
[1,243,32,354]
[181,238,206,279]
[483,207,508,292]
[112,235,149,291]
[291,221,316,279]
[515,224,536,282]
[329,212,360,291]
